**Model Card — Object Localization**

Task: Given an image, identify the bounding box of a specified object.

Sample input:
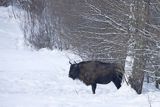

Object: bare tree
[0,0,10,6]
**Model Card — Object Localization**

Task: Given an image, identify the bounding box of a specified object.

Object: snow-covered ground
[0,6,160,107]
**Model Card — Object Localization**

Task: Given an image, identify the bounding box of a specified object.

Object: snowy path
[0,6,160,107]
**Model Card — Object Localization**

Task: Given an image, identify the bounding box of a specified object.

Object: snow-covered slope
[0,6,23,50]
[0,6,160,107]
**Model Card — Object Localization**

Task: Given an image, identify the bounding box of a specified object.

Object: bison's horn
[69,61,72,65]
[74,61,77,64]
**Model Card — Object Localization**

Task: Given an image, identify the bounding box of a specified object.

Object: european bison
[69,61,124,94]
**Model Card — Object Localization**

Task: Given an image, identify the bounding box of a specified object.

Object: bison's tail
[113,71,123,89]
[112,70,123,89]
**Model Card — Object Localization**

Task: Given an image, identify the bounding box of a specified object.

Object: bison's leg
[91,83,97,94]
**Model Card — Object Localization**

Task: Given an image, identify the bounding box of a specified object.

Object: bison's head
[69,63,80,80]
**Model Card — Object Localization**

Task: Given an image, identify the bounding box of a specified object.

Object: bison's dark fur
[69,61,124,94]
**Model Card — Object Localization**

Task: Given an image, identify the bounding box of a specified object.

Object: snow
[0,6,160,107]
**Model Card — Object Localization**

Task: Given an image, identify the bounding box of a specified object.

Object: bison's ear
[69,61,72,65]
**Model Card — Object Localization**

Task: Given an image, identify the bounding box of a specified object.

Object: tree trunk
[128,0,149,94]
[129,37,145,94]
